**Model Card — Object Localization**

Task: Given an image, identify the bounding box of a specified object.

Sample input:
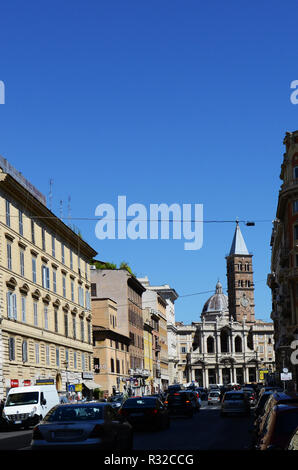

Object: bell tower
[226,221,255,323]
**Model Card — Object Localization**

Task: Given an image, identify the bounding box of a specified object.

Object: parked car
[165,391,197,418]
[30,402,133,450]
[196,388,208,401]
[220,391,250,417]
[119,396,170,430]
[287,426,298,450]
[252,392,298,447]
[254,390,274,420]
[188,391,201,411]
[208,391,221,406]
[242,387,257,406]
[256,404,298,450]
[108,395,126,410]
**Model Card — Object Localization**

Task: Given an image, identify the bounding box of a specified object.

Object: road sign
[281,372,292,381]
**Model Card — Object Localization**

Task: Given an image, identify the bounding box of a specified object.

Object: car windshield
[123,397,157,408]
[110,396,122,402]
[275,410,298,435]
[209,393,220,397]
[123,398,157,408]
[5,392,39,406]
[44,405,104,422]
[225,393,244,401]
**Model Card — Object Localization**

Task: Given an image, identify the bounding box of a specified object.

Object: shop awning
[82,380,101,390]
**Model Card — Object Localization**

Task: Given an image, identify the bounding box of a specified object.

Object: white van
[3,385,59,428]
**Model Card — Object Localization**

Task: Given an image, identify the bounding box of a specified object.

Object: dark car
[108,395,126,410]
[196,388,208,401]
[30,402,133,450]
[256,404,298,450]
[254,390,274,420]
[165,391,197,418]
[119,397,170,430]
[252,392,298,446]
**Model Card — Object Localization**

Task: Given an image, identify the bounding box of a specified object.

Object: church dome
[202,281,229,319]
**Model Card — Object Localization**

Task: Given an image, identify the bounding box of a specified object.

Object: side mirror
[41,398,47,405]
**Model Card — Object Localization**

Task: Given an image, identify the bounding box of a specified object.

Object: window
[56,347,60,367]
[44,306,49,330]
[54,309,58,333]
[53,269,57,293]
[46,345,50,365]
[22,340,28,363]
[64,313,68,337]
[74,351,77,369]
[78,286,84,307]
[294,167,298,179]
[52,235,55,258]
[72,316,76,340]
[91,283,97,297]
[295,225,298,241]
[85,262,88,281]
[19,210,23,236]
[5,200,10,226]
[20,249,25,277]
[61,243,65,264]
[31,220,35,244]
[9,337,15,361]
[87,322,91,344]
[85,290,90,310]
[80,318,84,342]
[70,250,73,270]
[116,359,120,374]
[111,358,115,373]
[62,274,66,297]
[32,256,37,283]
[33,301,38,326]
[42,265,50,289]
[21,296,26,322]
[82,353,85,371]
[71,279,74,301]
[42,228,46,251]
[7,242,12,270]
[7,291,17,320]
[35,343,40,364]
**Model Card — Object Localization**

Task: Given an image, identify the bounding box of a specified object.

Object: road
[0,403,254,451]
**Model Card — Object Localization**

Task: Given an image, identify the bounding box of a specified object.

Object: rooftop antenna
[48,179,53,211]
[67,196,71,227]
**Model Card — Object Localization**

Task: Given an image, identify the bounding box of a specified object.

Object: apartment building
[0,156,97,398]
[92,297,130,396]
[91,267,147,396]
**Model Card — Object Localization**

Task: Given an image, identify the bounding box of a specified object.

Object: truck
[3,385,59,429]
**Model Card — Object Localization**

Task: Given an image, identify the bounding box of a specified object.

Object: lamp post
[63,360,69,396]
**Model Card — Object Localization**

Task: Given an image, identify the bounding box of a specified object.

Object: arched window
[235,336,242,352]
[207,336,215,353]
[220,329,229,353]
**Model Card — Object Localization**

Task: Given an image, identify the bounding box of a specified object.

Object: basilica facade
[176,223,275,387]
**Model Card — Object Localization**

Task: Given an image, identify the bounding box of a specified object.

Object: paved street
[0,403,253,451]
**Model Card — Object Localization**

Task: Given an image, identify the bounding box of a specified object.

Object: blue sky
[0,0,298,323]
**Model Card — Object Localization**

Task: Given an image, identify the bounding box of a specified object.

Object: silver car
[220,391,250,417]
[30,402,133,450]
[208,391,221,405]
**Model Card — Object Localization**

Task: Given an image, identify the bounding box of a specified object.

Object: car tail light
[152,409,158,414]
[32,426,43,440]
[164,401,168,404]
[89,424,104,438]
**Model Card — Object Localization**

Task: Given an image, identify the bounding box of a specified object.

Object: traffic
[0,382,297,451]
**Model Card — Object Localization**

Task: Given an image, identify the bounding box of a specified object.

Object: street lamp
[63,360,69,395]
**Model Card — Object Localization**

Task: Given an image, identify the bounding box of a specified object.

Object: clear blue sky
[0,0,298,323]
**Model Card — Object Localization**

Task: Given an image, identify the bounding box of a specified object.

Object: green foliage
[90,260,136,276]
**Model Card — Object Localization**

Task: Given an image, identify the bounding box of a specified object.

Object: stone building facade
[0,156,97,398]
[177,224,275,388]
[268,130,298,390]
